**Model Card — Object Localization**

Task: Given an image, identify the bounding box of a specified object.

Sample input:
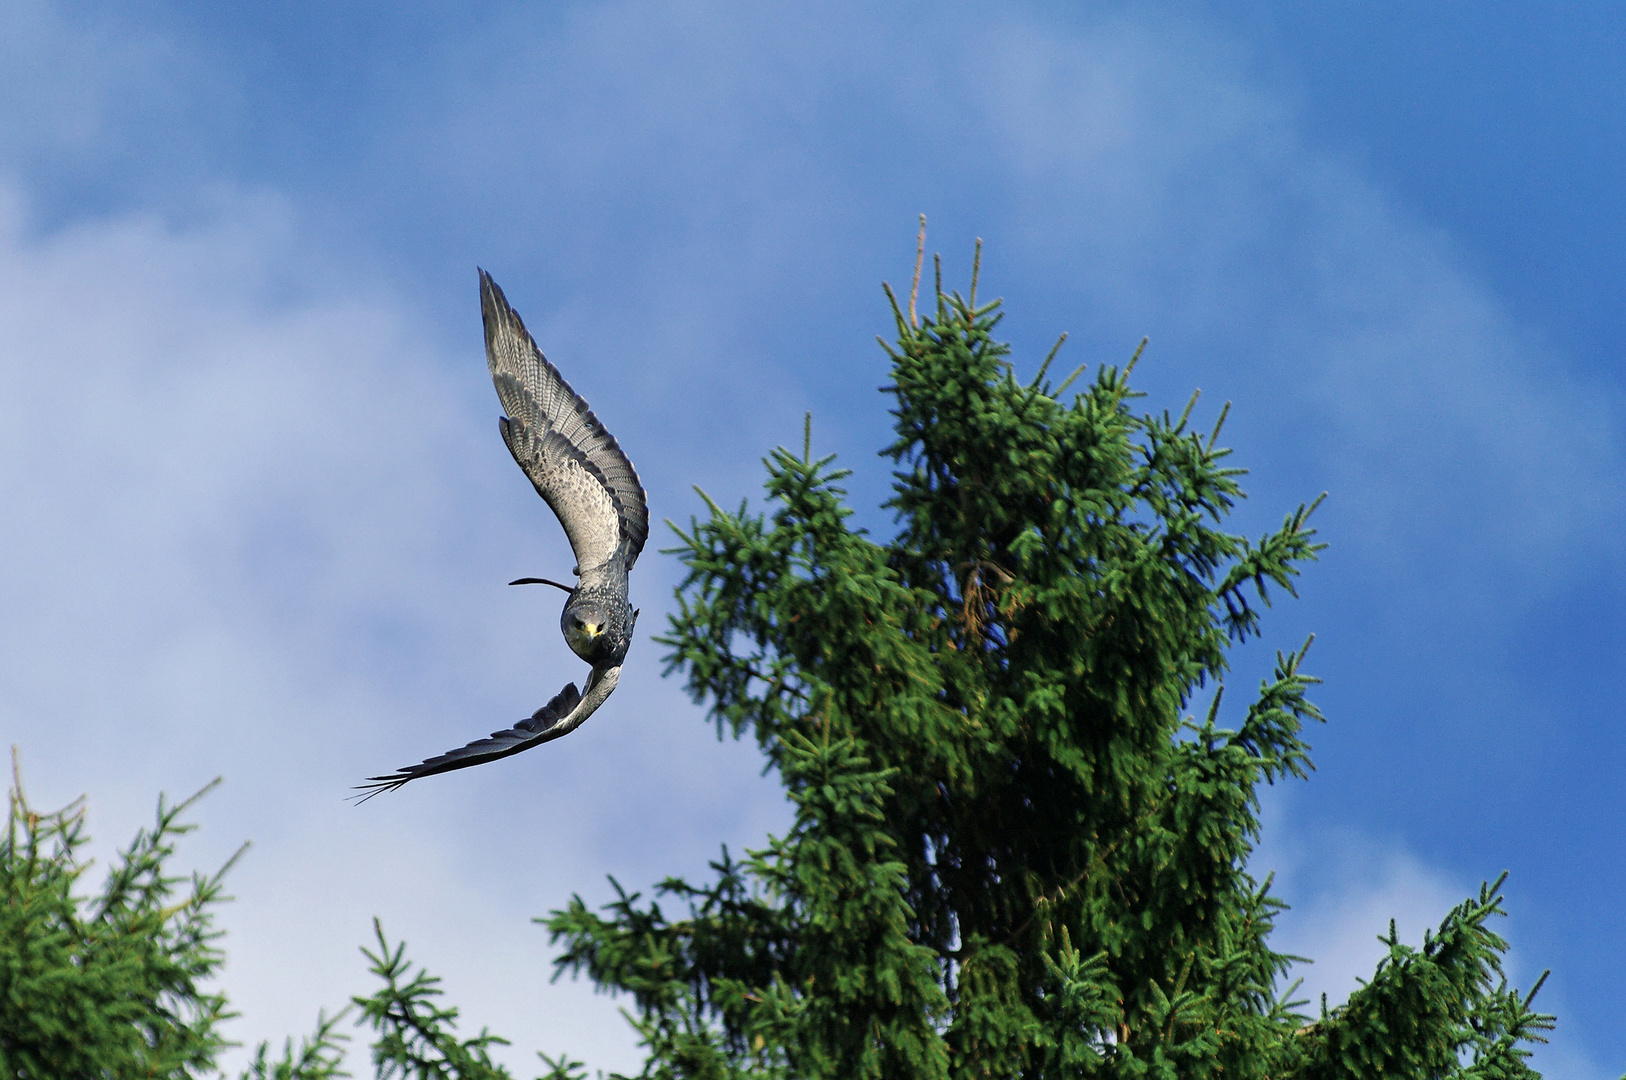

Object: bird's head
[562,598,617,664]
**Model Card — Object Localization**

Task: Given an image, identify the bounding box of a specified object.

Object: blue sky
[1,2,1621,1075]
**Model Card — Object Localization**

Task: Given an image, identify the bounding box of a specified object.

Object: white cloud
[399,0,1626,608]
[2,0,1620,1074]
[1253,814,1470,1015]
[0,0,181,157]
[0,180,789,1076]
[974,13,1624,591]
[1254,811,1614,1080]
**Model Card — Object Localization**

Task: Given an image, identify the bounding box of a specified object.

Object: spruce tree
[540,240,1556,1078]
[0,764,242,1078]
[0,760,497,1080]
[0,237,1560,1080]
[0,760,366,1080]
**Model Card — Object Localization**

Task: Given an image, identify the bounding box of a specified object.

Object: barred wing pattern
[481,270,648,573]
[353,271,644,802]
[353,666,622,802]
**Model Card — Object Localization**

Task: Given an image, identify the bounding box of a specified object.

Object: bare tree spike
[969,237,983,309]
[910,213,927,329]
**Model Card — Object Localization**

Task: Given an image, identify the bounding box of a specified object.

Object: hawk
[355,270,647,800]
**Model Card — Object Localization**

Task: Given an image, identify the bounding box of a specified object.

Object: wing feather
[499,419,623,574]
[481,271,648,570]
[352,666,622,801]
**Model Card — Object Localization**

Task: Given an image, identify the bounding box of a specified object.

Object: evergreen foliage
[0,762,239,1079]
[540,242,1557,1078]
[352,918,518,1080]
[0,240,1561,1080]
[0,761,542,1080]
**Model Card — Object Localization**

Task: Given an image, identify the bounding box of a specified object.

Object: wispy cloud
[0,0,1618,1074]
[973,14,1623,585]
[0,181,786,1073]
[1254,804,1614,1080]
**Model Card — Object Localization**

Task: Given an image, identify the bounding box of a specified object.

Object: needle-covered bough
[355,271,647,801]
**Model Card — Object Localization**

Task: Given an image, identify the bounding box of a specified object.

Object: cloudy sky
[2,2,1621,1075]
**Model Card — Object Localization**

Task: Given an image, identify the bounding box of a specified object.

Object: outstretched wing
[352,665,622,802]
[480,270,648,573]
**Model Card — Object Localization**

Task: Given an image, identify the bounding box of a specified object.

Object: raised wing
[480,271,648,573]
[352,665,622,802]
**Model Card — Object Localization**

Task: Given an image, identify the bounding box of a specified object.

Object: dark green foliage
[0,763,362,1080]
[350,919,517,1080]
[540,244,1557,1078]
[0,240,1560,1080]
[0,764,240,1079]
[238,1010,350,1080]
[1295,873,1555,1079]
[0,763,558,1080]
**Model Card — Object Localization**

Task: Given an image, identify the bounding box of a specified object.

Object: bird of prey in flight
[355,271,647,801]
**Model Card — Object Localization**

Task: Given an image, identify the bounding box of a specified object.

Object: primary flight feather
[355,271,646,801]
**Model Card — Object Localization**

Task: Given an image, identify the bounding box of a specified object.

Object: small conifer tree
[0,760,504,1080]
[0,761,360,1080]
[0,764,243,1078]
